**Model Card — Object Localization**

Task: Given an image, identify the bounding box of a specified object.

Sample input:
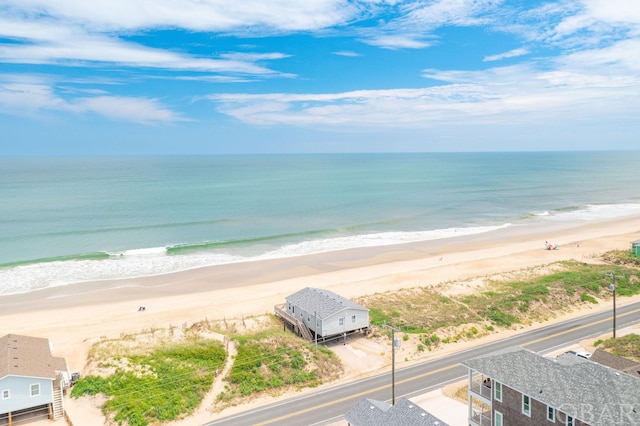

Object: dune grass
[71,337,226,426]
[360,251,640,340]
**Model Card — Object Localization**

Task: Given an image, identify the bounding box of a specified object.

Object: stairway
[274,304,314,341]
[52,385,64,420]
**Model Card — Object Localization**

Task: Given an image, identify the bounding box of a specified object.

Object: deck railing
[274,304,314,341]
[470,380,493,400]
[471,408,492,426]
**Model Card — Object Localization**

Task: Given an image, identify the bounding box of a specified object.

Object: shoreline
[2,215,640,375]
[3,215,636,310]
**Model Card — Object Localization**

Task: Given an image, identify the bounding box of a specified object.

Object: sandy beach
[2,215,640,425]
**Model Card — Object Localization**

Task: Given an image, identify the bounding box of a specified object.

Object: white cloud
[548,0,640,45]
[364,35,431,49]
[0,77,183,124]
[5,0,363,32]
[403,0,501,27]
[206,47,640,129]
[0,19,283,75]
[483,47,529,62]
[358,0,501,50]
[332,50,361,57]
[73,96,182,124]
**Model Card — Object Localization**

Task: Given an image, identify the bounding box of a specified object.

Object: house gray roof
[286,287,368,319]
[0,334,67,380]
[344,398,449,426]
[462,346,640,426]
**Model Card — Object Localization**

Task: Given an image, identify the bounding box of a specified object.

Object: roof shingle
[344,398,449,426]
[0,334,67,380]
[462,346,640,426]
[285,287,368,319]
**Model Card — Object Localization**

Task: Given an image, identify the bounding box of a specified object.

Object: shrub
[580,292,598,304]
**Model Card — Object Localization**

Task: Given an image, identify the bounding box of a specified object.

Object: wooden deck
[274,304,314,341]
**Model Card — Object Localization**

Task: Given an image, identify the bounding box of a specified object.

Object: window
[494,410,503,426]
[30,383,40,397]
[547,406,555,421]
[566,415,574,426]
[2,389,9,399]
[351,314,356,323]
[522,394,531,416]
[494,381,502,402]
[339,317,345,326]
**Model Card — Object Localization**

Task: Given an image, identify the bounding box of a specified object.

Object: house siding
[286,303,368,337]
[0,376,53,415]
[492,384,589,426]
[322,309,369,337]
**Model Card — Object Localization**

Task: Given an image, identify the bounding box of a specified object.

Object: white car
[566,350,592,359]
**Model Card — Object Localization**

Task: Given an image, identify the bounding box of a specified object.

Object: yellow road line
[254,307,640,425]
[523,307,640,347]
[254,364,459,425]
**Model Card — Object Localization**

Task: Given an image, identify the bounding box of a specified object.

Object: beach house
[275,287,369,342]
[462,346,640,426]
[632,239,640,256]
[0,334,71,425]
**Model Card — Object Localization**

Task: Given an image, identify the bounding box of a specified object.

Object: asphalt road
[204,301,640,426]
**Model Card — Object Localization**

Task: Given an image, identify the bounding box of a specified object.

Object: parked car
[565,350,592,359]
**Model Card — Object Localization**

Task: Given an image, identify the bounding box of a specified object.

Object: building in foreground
[345,397,449,426]
[1,334,72,425]
[275,287,369,342]
[462,346,640,426]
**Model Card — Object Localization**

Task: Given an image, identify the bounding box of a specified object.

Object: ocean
[1,151,639,296]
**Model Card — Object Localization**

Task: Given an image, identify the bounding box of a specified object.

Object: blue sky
[1,0,639,155]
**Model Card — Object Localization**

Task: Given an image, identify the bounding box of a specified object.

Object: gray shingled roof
[286,287,368,319]
[462,346,640,426]
[344,398,449,426]
[0,334,66,380]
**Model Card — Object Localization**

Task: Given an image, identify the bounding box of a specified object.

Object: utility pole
[382,323,400,405]
[606,272,623,339]
[314,311,318,354]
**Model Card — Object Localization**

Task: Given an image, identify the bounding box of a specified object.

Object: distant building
[275,287,369,342]
[462,346,640,426]
[632,240,640,256]
[345,397,449,426]
[0,334,71,425]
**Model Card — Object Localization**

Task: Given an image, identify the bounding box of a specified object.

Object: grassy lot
[359,251,640,347]
[71,322,342,425]
[596,333,640,361]
[71,333,226,426]
[217,330,342,405]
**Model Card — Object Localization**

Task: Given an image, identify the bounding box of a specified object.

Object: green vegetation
[602,249,640,267]
[71,337,226,426]
[358,255,640,341]
[599,334,640,360]
[217,330,341,403]
[71,324,342,426]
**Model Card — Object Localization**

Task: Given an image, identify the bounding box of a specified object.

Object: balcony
[470,407,492,426]
[470,379,493,400]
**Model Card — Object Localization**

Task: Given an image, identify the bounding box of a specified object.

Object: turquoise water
[1,152,639,295]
